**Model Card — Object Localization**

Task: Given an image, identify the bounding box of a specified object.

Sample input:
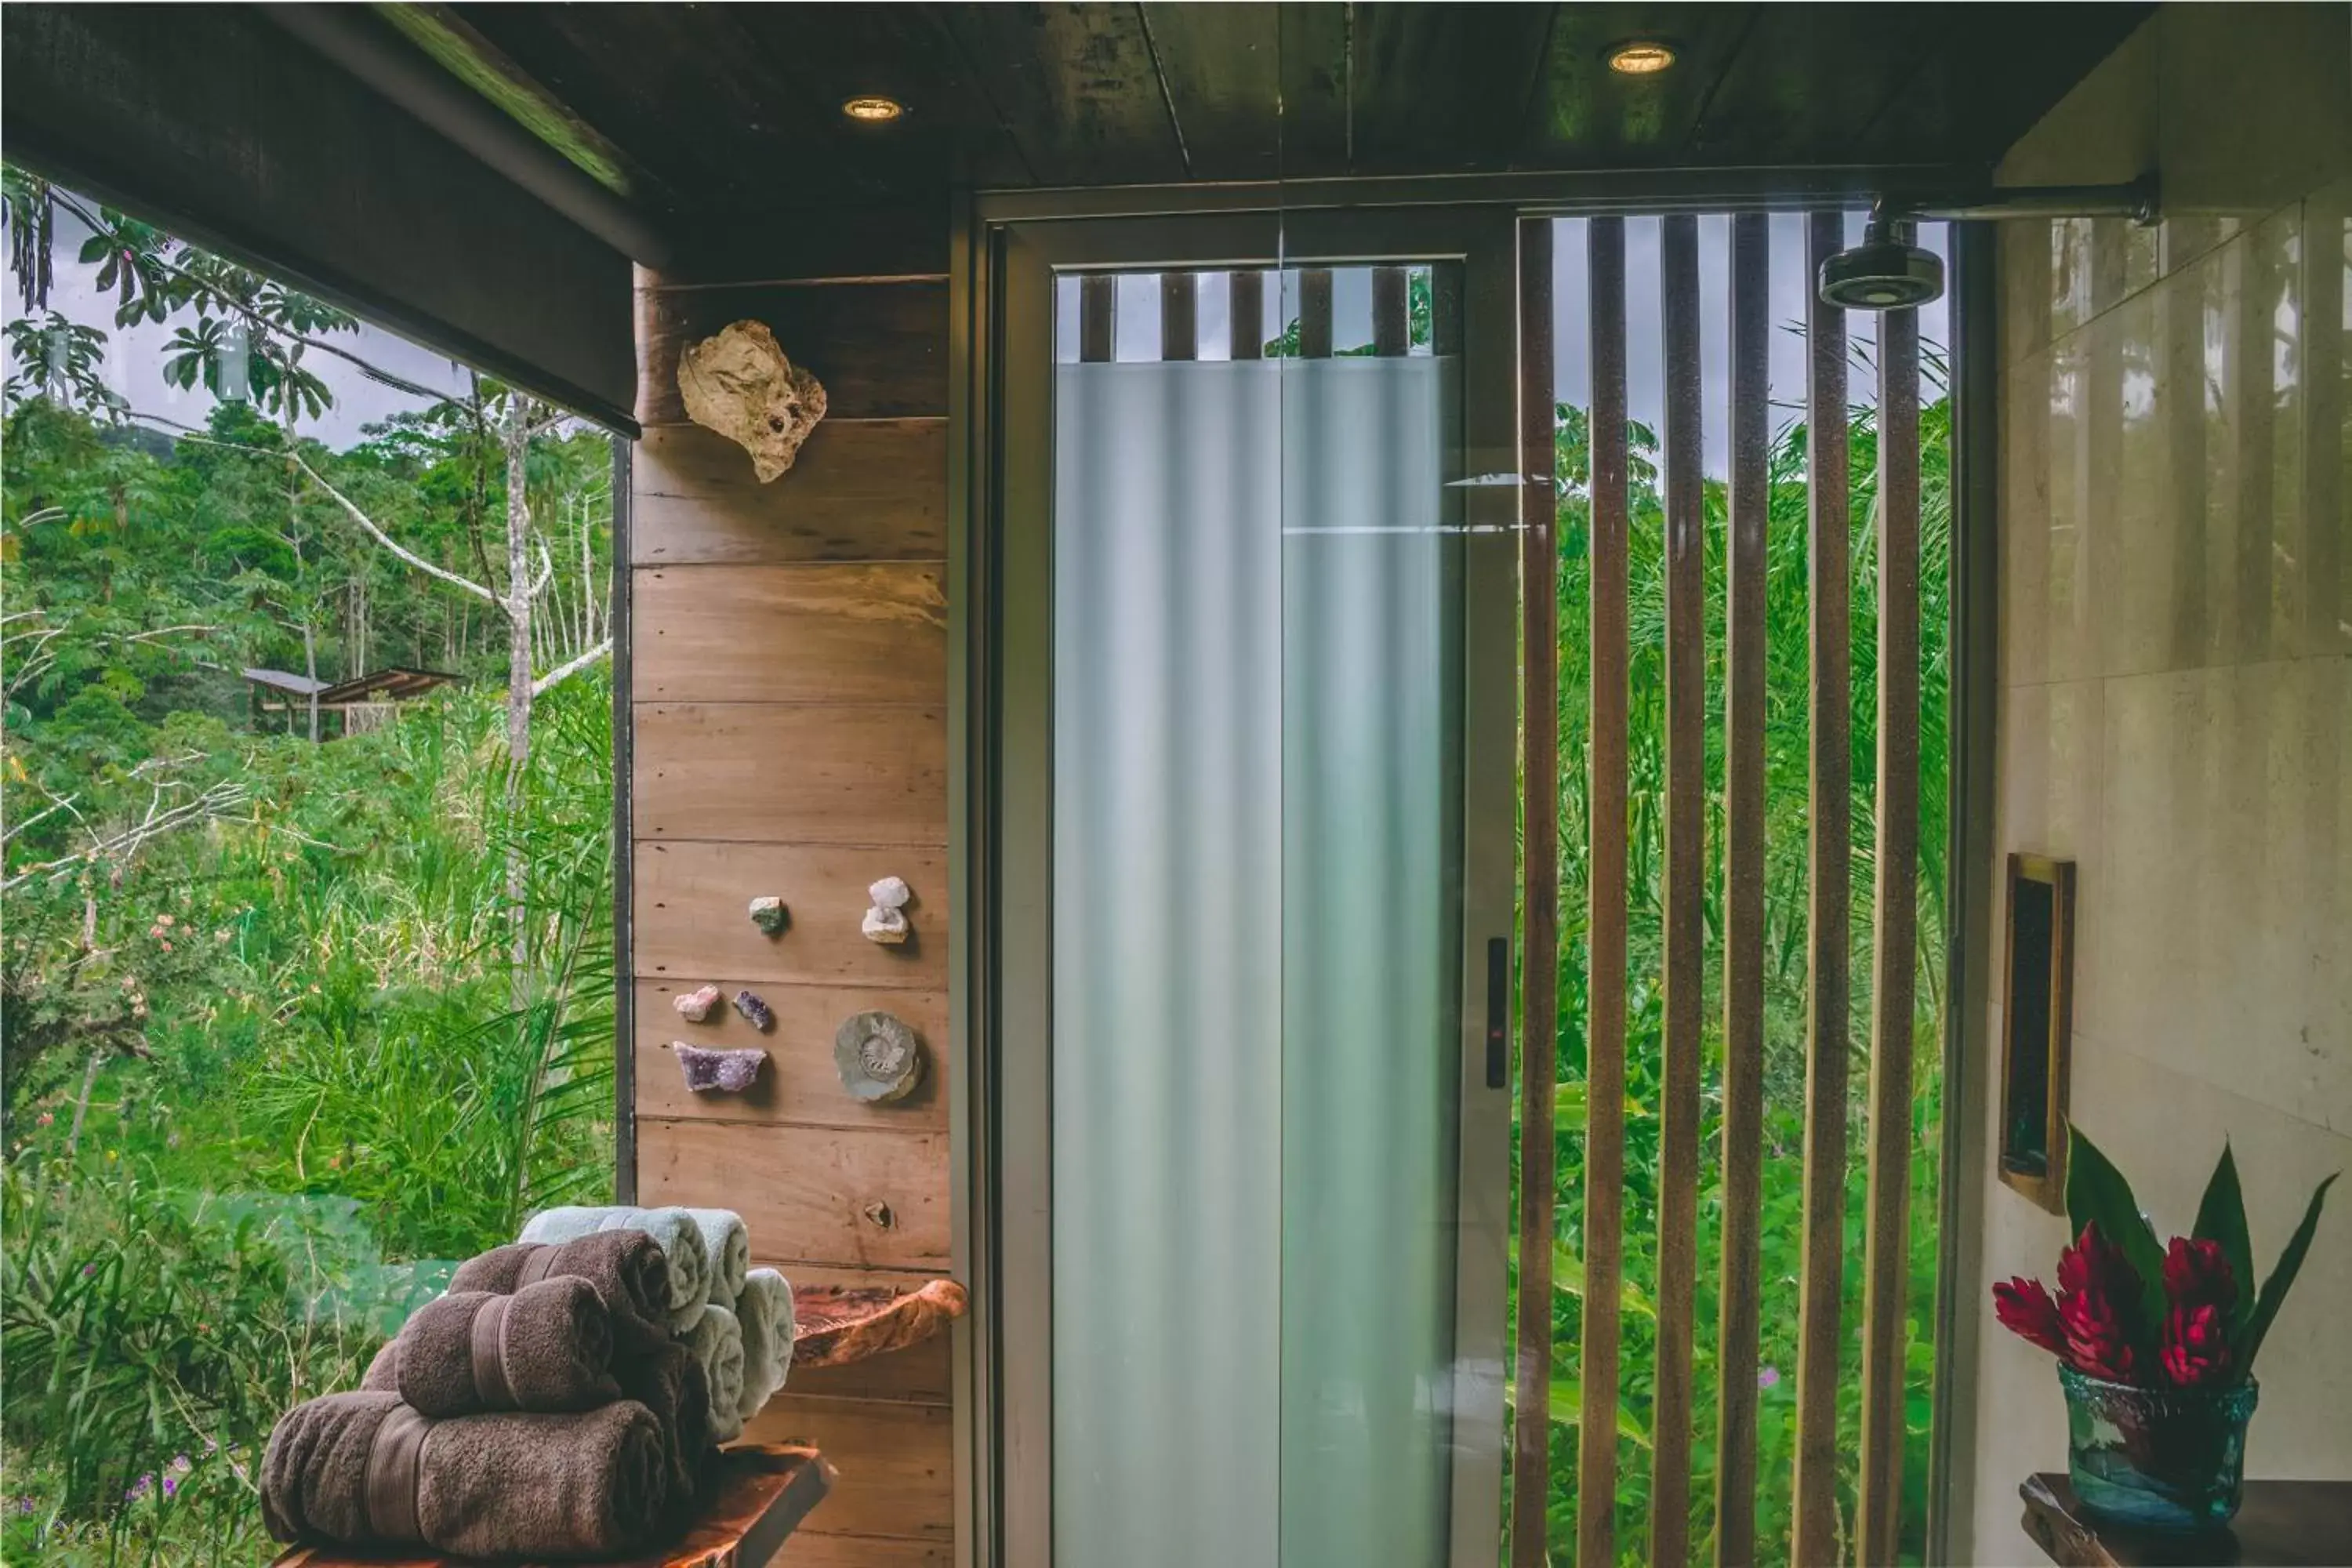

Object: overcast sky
[4,194,475,445]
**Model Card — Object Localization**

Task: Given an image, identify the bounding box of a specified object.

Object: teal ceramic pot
[2060,1365,2259,1532]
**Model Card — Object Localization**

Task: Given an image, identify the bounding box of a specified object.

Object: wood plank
[1372,265,1410,358]
[1229,270,1265,360]
[743,1397,952,1544]
[637,280,947,426]
[633,564,945,706]
[632,421,946,566]
[1349,2,1555,173]
[766,1269,953,1406]
[652,205,952,289]
[638,1119,949,1272]
[632,704,946,845]
[635,982,949,1133]
[1715,209,1771,1568]
[1519,5,1758,165]
[1577,213,1632,1568]
[1791,208,1854,1568]
[756,1262,953,1406]
[935,5,1186,187]
[634,841,948,987]
[1508,216,1557,1568]
[1079,275,1114,363]
[1298,268,1334,358]
[1650,210,1706,1568]
[1160,271,1196,361]
[2020,1474,2352,1568]
[1857,301,1923,1568]
[779,1534,949,1568]
[1134,2,1283,180]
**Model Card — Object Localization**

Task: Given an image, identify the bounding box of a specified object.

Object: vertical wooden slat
[1577,214,1630,1568]
[1431,264,1464,357]
[1229,270,1265,361]
[1510,218,1559,1568]
[1714,210,1771,1568]
[1299,267,1334,358]
[1650,212,1705,1568]
[1857,300,1923,1568]
[1079,274,1114,362]
[1791,209,1854,1568]
[1373,264,1410,356]
[1160,271,1197,361]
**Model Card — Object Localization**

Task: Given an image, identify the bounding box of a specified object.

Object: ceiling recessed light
[842,95,906,122]
[1606,41,1677,75]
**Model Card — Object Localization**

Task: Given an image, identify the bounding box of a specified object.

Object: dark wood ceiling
[436,2,2149,216]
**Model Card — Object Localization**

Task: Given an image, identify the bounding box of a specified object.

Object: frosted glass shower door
[1051,268,1469,1568]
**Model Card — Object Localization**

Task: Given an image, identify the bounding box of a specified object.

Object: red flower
[2161,1301,2234,1387]
[1994,1276,2066,1355]
[2056,1224,2146,1383]
[2161,1236,2238,1312]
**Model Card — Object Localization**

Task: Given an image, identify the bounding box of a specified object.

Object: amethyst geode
[674,1042,767,1094]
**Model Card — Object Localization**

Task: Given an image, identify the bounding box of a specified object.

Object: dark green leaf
[2067,1123,2168,1327]
[2243,1172,2339,1370]
[2190,1141,2255,1327]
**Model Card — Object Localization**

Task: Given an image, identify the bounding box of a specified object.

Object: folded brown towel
[379,1278,620,1417]
[261,1391,667,1560]
[612,1338,716,1512]
[451,1230,671,1353]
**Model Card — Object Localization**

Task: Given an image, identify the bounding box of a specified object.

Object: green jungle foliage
[1512,375,1953,1566]
[2,395,617,1565]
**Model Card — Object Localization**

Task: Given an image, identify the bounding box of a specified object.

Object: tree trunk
[303,621,320,743]
[503,395,535,996]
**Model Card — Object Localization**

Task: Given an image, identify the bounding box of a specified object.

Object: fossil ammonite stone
[833,1010,924,1103]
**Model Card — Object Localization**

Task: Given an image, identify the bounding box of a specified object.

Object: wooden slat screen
[1714,210,1772,1568]
[1857,300,1924,1568]
[1160,271,1197,361]
[1791,209,1856,1568]
[1524,209,1926,1567]
[1650,212,1706,1568]
[1574,214,1632,1568]
[1229,270,1265,361]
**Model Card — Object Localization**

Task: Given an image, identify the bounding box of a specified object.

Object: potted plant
[1991,1126,2336,1531]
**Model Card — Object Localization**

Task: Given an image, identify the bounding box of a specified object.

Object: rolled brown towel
[382,1278,620,1416]
[613,1339,717,1512]
[262,1391,667,1560]
[451,1230,671,1352]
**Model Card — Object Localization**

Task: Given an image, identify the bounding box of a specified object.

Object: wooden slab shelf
[2021,1473,2352,1567]
[271,1445,830,1568]
[794,1279,967,1368]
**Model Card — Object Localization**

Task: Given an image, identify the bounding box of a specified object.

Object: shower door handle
[1485,936,1510,1089]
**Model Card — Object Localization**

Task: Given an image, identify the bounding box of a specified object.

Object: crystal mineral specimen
[673,983,723,1023]
[674,1042,766,1094]
[733,989,775,1031]
[747,895,789,935]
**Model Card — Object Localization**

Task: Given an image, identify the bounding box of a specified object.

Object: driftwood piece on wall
[677,319,828,482]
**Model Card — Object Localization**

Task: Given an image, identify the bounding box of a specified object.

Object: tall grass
[2,679,615,1564]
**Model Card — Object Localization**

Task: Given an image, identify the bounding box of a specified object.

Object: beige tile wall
[1958,7,2350,1560]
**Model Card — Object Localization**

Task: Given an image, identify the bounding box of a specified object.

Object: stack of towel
[519,1207,797,1443]
[263,1229,705,1559]
[263,1207,797,1558]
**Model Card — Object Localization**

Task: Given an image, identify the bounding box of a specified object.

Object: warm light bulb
[842,95,906,123]
[1606,42,1676,75]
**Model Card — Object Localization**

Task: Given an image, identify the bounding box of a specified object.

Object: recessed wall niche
[1998,853,2077,1213]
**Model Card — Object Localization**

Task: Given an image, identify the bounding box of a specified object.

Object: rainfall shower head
[1817,212,1944,311]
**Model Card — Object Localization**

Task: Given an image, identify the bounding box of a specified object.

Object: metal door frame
[953,202,1520,1567]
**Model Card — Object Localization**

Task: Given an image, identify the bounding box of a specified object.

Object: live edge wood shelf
[2022,1473,2352,1567]
[793,1279,966,1368]
[270,1446,830,1568]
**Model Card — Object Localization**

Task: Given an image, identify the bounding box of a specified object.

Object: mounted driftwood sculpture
[676,320,827,481]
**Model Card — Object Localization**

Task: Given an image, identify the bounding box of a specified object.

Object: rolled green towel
[735,1268,796,1418]
[260,1391,667,1559]
[383,1279,619,1416]
[677,1301,746,1444]
[518,1206,710,1332]
[681,1208,748,1304]
[452,1229,672,1353]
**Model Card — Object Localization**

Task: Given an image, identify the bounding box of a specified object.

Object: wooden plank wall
[629,216,953,1563]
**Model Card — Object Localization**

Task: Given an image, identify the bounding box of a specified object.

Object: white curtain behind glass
[1054,350,1461,1568]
